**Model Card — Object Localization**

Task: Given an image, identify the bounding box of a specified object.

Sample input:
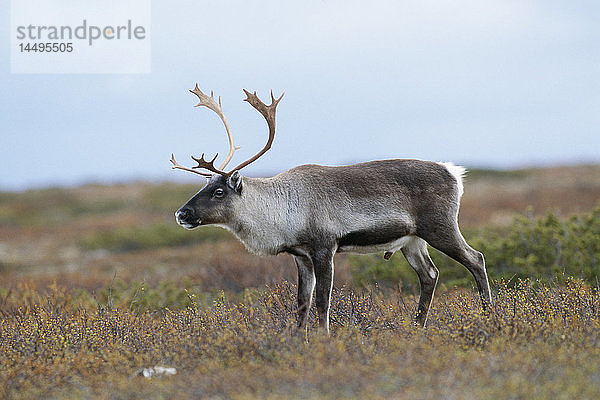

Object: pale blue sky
[1,1,599,190]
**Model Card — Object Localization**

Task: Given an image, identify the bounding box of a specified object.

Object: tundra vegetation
[1,165,600,399]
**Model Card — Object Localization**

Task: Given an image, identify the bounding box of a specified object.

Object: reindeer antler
[170,85,284,178]
[189,84,241,170]
[170,153,212,177]
[230,90,284,172]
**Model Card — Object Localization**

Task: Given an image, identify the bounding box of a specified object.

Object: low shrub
[1,280,600,399]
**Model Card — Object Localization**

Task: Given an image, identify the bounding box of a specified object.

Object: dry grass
[1,279,600,399]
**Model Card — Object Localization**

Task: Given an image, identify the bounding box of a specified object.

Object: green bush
[475,206,600,282]
[349,246,474,291]
[351,205,600,289]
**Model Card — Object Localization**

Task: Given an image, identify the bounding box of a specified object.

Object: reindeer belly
[338,235,416,254]
[337,222,415,254]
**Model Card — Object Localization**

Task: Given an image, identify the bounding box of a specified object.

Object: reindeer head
[172,85,284,229]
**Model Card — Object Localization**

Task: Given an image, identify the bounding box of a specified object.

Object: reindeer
[171,84,492,334]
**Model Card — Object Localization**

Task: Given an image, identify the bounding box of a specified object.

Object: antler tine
[189,84,239,170]
[170,153,212,177]
[190,153,230,177]
[231,89,284,172]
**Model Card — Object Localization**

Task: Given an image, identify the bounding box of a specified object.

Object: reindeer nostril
[176,207,200,229]
[176,207,192,222]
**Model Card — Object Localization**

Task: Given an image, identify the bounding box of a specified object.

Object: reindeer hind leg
[419,222,492,308]
[401,237,439,327]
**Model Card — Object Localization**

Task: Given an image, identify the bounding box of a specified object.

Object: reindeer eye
[214,188,225,198]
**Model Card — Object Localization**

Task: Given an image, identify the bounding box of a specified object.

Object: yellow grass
[1,279,600,399]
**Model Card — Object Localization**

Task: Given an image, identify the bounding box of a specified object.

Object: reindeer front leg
[294,255,315,332]
[311,248,335,335]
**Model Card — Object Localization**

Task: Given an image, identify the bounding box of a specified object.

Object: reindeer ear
[227,171,243,194]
